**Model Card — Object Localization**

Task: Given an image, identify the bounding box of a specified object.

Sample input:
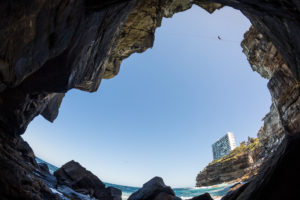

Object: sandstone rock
[196,139,261,187]
[188,192,213,200]
[258,104,285,157]
[128,177,177,200]
[224,134,300,200]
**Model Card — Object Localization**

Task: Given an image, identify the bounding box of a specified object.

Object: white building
[212,132,236,160]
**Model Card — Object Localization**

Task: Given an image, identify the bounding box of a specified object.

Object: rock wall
[0,0,300,199]
[0,0,299,137]
[241,26,286,157]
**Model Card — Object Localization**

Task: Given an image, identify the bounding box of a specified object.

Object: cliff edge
[196,138,262,187]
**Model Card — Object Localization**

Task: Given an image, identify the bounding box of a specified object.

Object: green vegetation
[210,138,260,165]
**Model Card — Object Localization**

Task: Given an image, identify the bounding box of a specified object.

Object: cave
[0,0,300,200]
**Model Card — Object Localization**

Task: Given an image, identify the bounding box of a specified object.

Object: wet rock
[54,160,106,198]
[97,187,122,200]
[38,163,50,175]
[57,185,98,200]
[221,133,300,200]
[128,177,177,200]
[188,192,213,200]
[227,183,243,193]
[153,192,181,200]
[0,132,60,199]
[221,182,249,200]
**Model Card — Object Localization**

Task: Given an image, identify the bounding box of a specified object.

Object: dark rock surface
[0,131,121,200]
[97,187,122,200]
[0,132,60,200]
[221,182,249,200]
[221,133,300,200]
[38,163,51,175]
[188,193,213,200]
[128,177,179,200]
[54,160,121,200]
[0,0,300,199]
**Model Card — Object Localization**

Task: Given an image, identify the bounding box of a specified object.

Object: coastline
[37,157,233,200]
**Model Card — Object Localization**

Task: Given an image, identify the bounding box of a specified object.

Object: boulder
[188,193,213,200]
[54,160,121,200]
[128,177,179,200]
[97,187,122,200]
[153,192,181,200]
[38,163,51,175]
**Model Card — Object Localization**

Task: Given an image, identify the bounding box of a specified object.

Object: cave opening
[1,0,300,200]
[23,5,271,190]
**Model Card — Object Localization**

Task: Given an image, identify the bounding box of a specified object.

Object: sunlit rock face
[196,138,262,187]
[242,26,286,156]
[242,25,300,136]
[0,0,300,199]
[1,0,298,137]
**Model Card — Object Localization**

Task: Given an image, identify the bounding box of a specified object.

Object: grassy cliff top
[210,138,260,165]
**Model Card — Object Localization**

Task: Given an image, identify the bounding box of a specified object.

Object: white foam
[50,188,63,196]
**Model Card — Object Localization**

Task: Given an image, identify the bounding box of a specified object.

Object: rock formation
[0,0,300,199]
[188,193,213,200]
[128,177,180,200]
[0,132,60,199]
[221,133,300,200]
[54,160,122,200]
[196,138,261,187]
[128,177,215,200]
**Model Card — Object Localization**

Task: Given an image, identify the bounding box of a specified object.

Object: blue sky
[23,6,271,188]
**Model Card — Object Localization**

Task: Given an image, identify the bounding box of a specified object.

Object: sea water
[36,158,232,200]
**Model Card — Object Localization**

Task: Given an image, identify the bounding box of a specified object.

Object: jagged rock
[258,104,285,157]
[241,25,300,136]
[188,193,213,200]
[153,192,181,200]
[54,160,112,199]
[222,133,300,200]
[57,185,98,200]
[38,163,51,175]
[128,177,178,200]
[97,187,122,200]
[0,133,60,200]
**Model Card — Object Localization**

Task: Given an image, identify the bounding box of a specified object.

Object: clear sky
[23,6,271,188]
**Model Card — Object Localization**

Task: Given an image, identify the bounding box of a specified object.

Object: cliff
[196,25,289,187]
[196,138,261,187]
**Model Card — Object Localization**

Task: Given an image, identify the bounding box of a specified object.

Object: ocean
[36,157,232,200]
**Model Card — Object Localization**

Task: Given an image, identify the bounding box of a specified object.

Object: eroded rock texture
[54,160,122,200]
[0,0,300,199]
[196,138,261,187]
[0,0,298,137]
[0,132,60,200]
